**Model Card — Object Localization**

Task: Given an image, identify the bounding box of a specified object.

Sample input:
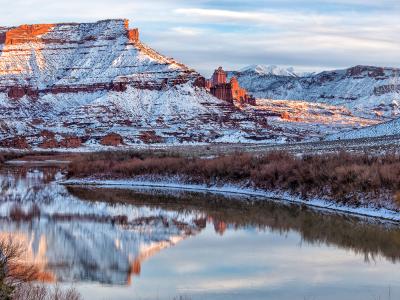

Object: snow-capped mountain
[238,65,303,77]
[228,65,400,119]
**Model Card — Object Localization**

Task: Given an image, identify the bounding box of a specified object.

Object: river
[0,163,399,300]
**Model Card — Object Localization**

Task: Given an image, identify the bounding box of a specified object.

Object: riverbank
[63,150,400,222]
[63,177,400,222]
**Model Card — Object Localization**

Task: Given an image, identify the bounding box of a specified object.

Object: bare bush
[0,236,81,300]
[13,284,82,300]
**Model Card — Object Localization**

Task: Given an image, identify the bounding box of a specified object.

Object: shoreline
[62,178,400,224]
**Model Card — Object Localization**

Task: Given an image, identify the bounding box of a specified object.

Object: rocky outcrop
[208,67,255,105]
[7,86,39,100]
[100,133,124,146]
[39,139,59,149]
[127,29,139,43]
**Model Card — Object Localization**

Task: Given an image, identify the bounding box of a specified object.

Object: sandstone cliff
[0,19,278,148]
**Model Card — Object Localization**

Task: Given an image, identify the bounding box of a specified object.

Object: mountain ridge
[227,64,400,119]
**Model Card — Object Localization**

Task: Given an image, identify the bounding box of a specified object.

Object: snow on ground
[326,117,400,141]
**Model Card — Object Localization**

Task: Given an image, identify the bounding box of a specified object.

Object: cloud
[0,0,399,75]
[171,27,204,36]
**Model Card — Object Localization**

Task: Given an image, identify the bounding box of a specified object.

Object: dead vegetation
[67,150,400,207]
[0,236,81,300]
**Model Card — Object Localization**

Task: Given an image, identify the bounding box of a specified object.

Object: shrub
[67,150,400,207]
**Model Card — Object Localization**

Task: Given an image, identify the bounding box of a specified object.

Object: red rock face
[60,136,82,148]
[40,130,56,139]
[1,24,54,45]
[193,76,206,88]
[212,67,227,86]
[7,87,26,100]
[0,137,30,149]
[209,67,255,105]
[139,131,164,144]
[39,139,59,149]
[7,86,39,100]
[127,29,139,43]
[123,19,139,43]
[100,133,124,146]
[210,83,234,103]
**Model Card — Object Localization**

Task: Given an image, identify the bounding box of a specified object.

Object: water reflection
[1,165,400,299]
[0,166,202,285]
[68,185,400,263]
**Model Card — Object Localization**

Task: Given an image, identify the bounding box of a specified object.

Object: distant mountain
[238,65,304,77]
[228,65,400,119]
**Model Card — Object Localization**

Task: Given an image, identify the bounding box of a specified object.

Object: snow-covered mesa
[0,19,399,147]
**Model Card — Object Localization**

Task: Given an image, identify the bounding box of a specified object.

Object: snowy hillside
[228,65,400,119]
[326,117,400,141]
[0,19,290,148]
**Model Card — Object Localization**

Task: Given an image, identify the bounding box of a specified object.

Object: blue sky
[1,0,399,76]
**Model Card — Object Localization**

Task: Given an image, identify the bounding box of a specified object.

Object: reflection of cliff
[68,186,400,263]
[0,167,202,285]
[0,219,196,285]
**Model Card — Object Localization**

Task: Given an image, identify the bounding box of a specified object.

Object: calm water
[1,164,400,300]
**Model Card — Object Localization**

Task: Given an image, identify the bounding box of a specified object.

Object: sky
[1,0,400,76]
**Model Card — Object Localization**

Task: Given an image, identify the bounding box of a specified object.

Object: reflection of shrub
[9,204,40,222]
[13,284,81,300]
[68,151,400,207]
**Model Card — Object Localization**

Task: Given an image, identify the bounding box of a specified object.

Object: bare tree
[0,236,82,300]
